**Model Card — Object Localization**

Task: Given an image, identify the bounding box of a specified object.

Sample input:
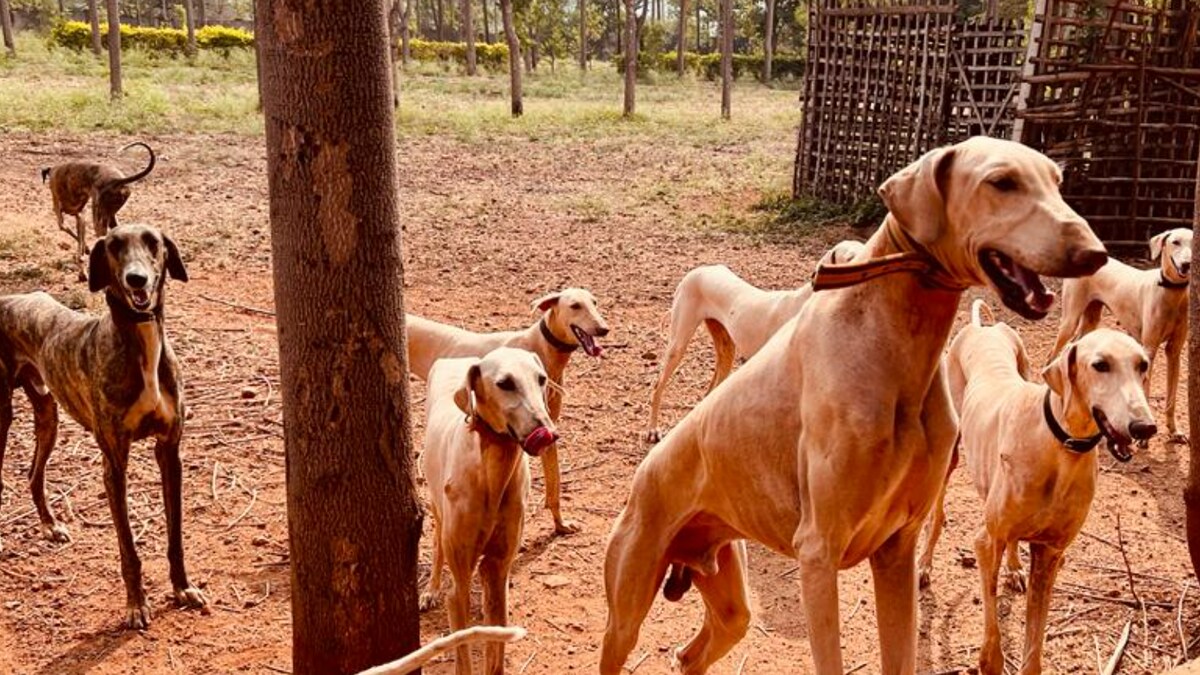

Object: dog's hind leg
[0,375,12,551]
[673,541,751,674]
[645,307,705,443]
[600,515,672,675]
[1164,336,1185,443]
[155,429,206,609]
[975,529,1006,675]
[420,516,446,611]
[1003,541,1026,593]
[1020,543,1065,675]
[24,381,69,543]
[704,319,736,393]
[75,214,88,281]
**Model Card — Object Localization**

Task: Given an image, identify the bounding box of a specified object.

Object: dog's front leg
[100,435,150,629]
[155,426,207,611]
[797,545,843,674]
[1165,336,1186,443]
[542,391,579,535]
[869,527,922,675]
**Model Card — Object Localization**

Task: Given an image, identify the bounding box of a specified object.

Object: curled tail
[109,142,156,188]
[971,299,995,327]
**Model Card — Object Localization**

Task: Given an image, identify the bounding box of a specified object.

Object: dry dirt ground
[0,131,1196,675]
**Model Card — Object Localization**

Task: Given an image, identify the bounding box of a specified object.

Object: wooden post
[0,0,15,56]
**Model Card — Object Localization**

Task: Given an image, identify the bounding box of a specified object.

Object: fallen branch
[355,626,526,675]
[199,294,276,317]
[1115,512,1150,667]
[1179,580,1192,663]
[1101,621,1132,675]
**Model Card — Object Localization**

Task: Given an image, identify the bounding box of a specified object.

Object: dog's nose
[595,326,610,338]
[1069,247,1108,276]
[1180,262,1191,275]
[125,272,148,289]
[1129,420,1157,441]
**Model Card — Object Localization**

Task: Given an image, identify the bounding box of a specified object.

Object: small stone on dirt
[4,601,19,610]
[641,351,657,361]
[252,535,270,546]
[240,387,257,399]
[540,574,571,589]
[959,554,977,569]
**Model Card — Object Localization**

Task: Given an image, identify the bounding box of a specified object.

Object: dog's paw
[1169,433,1189,445]
[1004,568,1027,594]
[41,521,71,543]
[554,520,582,536]
[418,591,441,612]
[125,602,151,630]
[644,429,661,444]
[174,586,207,610]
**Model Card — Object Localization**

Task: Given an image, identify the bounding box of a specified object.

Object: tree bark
[499,0,521,115]
[463,0,476,74]
[695,0,700,52]
[719,0,731,118]
[436,0,444,40]
[482,0,490,44]
[105,0,122,99]
[578,0,586,70]
[159,0,167,27]
[184,0,196,56]
[0,0,14,56]
[196,0,205,26]
[89,0,103,54]
[622,0,636,115]
[675,0,687,76]
[389,0,402,107]
[255,1,424,672]
[762,0,774,82]
[1188,142,1200,585]
[401,0,412,65]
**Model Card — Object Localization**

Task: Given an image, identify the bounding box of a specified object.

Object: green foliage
[753,192,887,240]
[49,21,253,55]
[628,50,805,81]
[407,39,510,70]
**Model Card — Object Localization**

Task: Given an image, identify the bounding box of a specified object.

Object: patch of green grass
[739,191,885,243]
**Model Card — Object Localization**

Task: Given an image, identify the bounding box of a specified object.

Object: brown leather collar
[812,220,969,293]
[539,318,577,353]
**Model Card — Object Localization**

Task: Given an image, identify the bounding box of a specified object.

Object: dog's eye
[538,375,547,387]
[497,377,516,392]
[143,236,159,256]
[989,176,1018,192]
[1092,361,1110,373]
[570,303,582,310]
[107,239,124,253]
[1138,360,1149,374]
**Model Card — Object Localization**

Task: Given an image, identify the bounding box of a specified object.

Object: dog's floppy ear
[1042,343,1077,413]
[453,363,483,419]
[1149,232,1167,261]
[878,146,957,246]
[163,235,189,282]
[532,292,561,313]
[88,241,110,293]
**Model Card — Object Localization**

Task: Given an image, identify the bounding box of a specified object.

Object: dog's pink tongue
[1014,265,1055,313]
[523,426,557,455]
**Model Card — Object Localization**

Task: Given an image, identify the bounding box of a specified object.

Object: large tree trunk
[105,0,122,99]
[676,0,687,76]
[719,0,731,118]
[622,0,635,115]
[255,1,424,672]
[0,0,14,56]
[1188,144,1200,585]
[500,0,521,115]
[463,0,476,74]
[184,0,196,55]
[578,0,586,70]
[762,0,774,81]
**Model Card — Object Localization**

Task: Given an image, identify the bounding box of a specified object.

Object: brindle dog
[0,224,205,629]
[42,142,156,279]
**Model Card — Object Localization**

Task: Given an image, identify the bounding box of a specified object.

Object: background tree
[762,0,774,80]
[501,0,523,115]
[675,0,687,76]
[622,0,635,115]
[1188,143,1200,584]
[389,0,403,107]
[578,0,585,70]
[184,0,196,55]
[1,0,14,56]
[89,0,102,54]
[255,0,424,671]
[401,0,413,65]
[719,0,731,118]
[463,0,477,74]
[105,0,121,98]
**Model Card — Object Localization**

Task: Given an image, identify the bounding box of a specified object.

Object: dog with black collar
[405,287,609,535]
[0,224,204,629]
[919,299,1154,675]
[1051,227,1192,445]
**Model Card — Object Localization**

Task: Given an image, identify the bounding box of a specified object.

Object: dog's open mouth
[129,288,152,312]
[517,426,558,457]
[1093,407,1133,462]
[979,249,1055,320]
[571,325,603,357]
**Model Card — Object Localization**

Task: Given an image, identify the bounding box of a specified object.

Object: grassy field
[0,31,800,146]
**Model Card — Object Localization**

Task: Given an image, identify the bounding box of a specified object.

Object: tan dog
[919,300,1153,674]
[1051,228,1192,444]
[644,240,864,441]
[419,348,558,675]
[600,137,1106,675]
[406,288,608,535]
[42,142,156,278]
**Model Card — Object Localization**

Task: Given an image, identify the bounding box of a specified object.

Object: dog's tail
[109,142,156,188]
[971,299,995,327]
[40,167,51,183]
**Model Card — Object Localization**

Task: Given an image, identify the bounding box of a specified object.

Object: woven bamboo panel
[946,17,1027,140]
[794,0,958,204]
[1016,0,1200,244]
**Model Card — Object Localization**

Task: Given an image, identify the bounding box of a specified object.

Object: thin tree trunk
[106,0,122,99]
[463,0,476,74]
[719,0,731,118]
[500,0,521,115]
[436,0,444,40]
[0,0,14,56]
[184,0,196,55]
[401,0,412,65]
[763,0,774,81]
[159,0,167,27]
[615,0,621,54]
[196,0,205,26]
[676,0,686,76]
[255,0,424,672]
[622,0,635,115]
[1188,141,1200,584]
[89,0,103,54]
[389,0,402,107]
[578,0,586,70]
[695,0,700,52]
[482,0,490,44]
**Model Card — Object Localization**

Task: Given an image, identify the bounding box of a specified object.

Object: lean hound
[419,348,557,675]
[600,137,1106,675]
[0,224,204,629]
[918,300,1153,674]
[1051,228,1192,444]
[644,240,864,441]
[406,288,608,535]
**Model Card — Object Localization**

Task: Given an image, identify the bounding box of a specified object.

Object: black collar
[1043,388,1102,453]
[1159,272,1189,289]
[105,291,159,324]
[539,318,577,353]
